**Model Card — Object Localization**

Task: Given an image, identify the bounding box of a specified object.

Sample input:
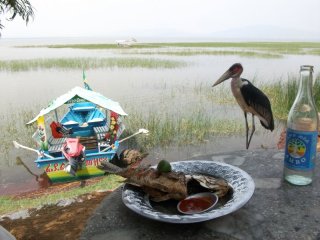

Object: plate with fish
[100,160,255,223]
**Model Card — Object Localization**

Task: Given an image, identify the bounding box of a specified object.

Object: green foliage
[0,108,36,166]
[260,74,320,120]
[123,106,243,150]
[155,42,320,55]
[0,0,34,32]
[18,42,320,56]
[32,42,320,50]
[0,58,186,71]
[261,76,298,120]
[0,175,123,215]
[124,49,282,58]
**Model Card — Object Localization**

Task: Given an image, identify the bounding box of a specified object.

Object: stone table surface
[80,149,320,240]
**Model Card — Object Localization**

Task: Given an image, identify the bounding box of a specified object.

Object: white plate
[122,160,255,223]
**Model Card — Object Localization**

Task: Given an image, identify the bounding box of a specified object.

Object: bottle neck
[288,65,318,131]
[297,68,313,100]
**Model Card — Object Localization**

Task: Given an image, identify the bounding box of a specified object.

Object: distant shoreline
[1,37,320,47]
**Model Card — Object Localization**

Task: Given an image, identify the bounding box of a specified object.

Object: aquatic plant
[192,73,320,121]
[25,41,320,50]
[0,57,186,72]
[122,105,244,150]
[122,49,282,58]
[18,42,320,56]
[262,74,320,120]
[0,108,36,166]
[156,42,320,55]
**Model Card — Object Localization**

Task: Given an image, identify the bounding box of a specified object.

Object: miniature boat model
[25,84,128,183]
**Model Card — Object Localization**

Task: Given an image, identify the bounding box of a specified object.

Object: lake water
[1,38,320,110]
[0,37,319,195]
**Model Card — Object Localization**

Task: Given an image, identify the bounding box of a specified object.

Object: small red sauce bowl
[177,192,219,215]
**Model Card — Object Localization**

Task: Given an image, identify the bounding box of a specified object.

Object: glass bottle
[283,65,318,185]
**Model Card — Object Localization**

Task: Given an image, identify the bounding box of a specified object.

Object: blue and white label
[284,128,318,170]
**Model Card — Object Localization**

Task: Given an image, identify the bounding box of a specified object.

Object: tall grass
[0,105,69,166]
[123,49,282,58]
[0,109,36,166]
[18,42,320,55]
[262,74,320,120]
[192,74,320,122]
[157,42,320,49]
[0,175,123,215]
[157,42,320,55]
[28,41,320,49]
[262,76,298,120]
[123,106,244,150]
[0,57,186,71]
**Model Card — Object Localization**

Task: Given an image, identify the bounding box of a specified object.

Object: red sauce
[178,196,214,214]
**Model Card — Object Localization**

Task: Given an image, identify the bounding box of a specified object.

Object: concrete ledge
[81,149,320,240]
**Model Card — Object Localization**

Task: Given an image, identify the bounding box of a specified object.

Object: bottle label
[284,128,318,170]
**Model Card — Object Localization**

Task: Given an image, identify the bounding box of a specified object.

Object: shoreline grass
[263,74,320,120]
[0,109,36,166]
[20,41,320,49]
[0,57,186,71]
[0,175,123,215]
[17,42,320,55]
[157,42,320,49]
[204,74,320,121]
[16,42,320,58]
[122,50,282,58]
[123,106,244,149]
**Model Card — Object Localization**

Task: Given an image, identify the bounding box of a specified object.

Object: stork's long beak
[212,69,233,87]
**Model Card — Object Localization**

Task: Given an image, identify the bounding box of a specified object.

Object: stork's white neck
[231,77,242,89]
[230,76,248,112]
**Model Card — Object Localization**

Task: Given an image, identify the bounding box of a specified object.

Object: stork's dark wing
[240,79,274,130]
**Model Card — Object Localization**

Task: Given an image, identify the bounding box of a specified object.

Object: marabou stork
[212,63,274,149]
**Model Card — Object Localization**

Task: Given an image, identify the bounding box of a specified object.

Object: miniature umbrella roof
[27,86,127,125]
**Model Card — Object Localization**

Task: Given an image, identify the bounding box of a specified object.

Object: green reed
[0,57,186,72]
[18,42,320,56]
[29,41,320,49]
[0,109,36,166]
[123,49,282,58]
[157,42,320,55]
[191,74,320,121]
[261,74,320,120]
[261,76,298,120]
[123,106,244,150]
[0,175,123,215]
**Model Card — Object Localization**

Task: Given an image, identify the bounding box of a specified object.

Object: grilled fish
[111,149,148,168]
[98,161,230,202]
[98,161,188,201]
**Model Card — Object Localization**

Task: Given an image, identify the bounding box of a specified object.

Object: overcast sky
[1,0,320,40]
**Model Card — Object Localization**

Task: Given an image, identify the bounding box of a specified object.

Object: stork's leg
[244,112,249,149]
[247,114,256,149]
